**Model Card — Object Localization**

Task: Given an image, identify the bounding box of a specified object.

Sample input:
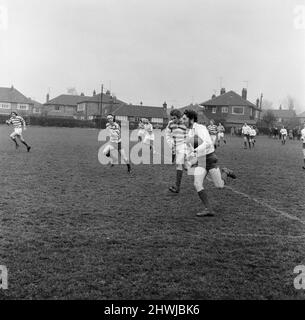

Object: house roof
[80,93,126,105]
[112,103,168,119]
[262,109,296,118]
[0,87,33,104]
[201,90,258,109]
[297,111,305,118]
[45,94,93,106]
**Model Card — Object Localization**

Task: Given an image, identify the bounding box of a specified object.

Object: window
[17,104,29,110]
[232,107,244,115]
[255,111,260,119]
[33,108,40,113]
[0,103,11,109]
[54,106,61,111]
[129,117,136,122]
[250,108,253,117]
[152,118,163,123]
[212,107,217,114]
[77,103,86,112]
[222,107,228,113]
[116,116,128,121]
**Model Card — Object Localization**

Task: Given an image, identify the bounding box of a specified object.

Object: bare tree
[261,99,273,110]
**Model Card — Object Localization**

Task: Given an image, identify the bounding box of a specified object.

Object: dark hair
[170,109,182,118]
[107,114,116,122]
[184,109,198,123]
[11,112,18,116]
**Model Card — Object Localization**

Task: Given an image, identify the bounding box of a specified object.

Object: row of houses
[0,85,304,128]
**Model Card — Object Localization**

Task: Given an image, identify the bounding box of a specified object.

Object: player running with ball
[182,110,236,217]
[6,112,31,152]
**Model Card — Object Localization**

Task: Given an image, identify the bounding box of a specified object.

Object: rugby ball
[189,135,203,149]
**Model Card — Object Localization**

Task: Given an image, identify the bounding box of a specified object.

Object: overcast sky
[0,0,304,111]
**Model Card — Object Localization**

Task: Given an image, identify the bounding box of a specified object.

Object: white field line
[206,176,305,226]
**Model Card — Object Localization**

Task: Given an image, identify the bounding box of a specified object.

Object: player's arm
[21,117,26,130]
[165,123,174,148]
[6,118,12,126]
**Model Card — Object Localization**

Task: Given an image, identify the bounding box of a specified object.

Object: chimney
[140,102,143,106]
[163,101,168,110]
[80,93,85,96]
[260,93,263,109]
[242,88,247,100]
[220,88,226,95]
[93,90,96,96]
[256,98,260,108]
[212,94,216,99]
[46,93,50,103]
[106,90,111,96]
[279,105,282,110]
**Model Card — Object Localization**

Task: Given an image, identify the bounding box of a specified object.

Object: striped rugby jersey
[301,128,305,142]
[106,122,121,143]
[165,120,188,147]
[207,124,218,136]
[7,116,26,129]
[144,123,154,135]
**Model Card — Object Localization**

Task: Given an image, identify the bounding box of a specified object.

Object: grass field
[0,124,305,300]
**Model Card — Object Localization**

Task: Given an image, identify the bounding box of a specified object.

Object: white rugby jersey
[187,123,215,157]
[242,125,251,135]
[7,116,26,129]
[250,129,257,137]
[280,128,287,136]
[106,122,121,143]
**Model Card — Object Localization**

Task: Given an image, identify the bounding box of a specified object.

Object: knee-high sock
[176,169,183,189]
[21,140,29,148]
[198,190,211,210]
[11,137,18,146]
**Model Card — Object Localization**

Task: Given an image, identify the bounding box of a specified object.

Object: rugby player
[217,122,226,147]
[6,112,31,152]
[142,118,156,154]
[249,126,257,148]
[137,119,145,142]
[165,109,188,194]
[280,126,288,145]
[103,114,131,173]
[182,110,237,217]
[207,120,218,149]
[242,123,251,149]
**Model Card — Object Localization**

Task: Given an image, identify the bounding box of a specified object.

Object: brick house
[44,93,93,118]
[111,102,169,129]
[201,89,262,129]
[0,86,34,116]
[75,90,126,120]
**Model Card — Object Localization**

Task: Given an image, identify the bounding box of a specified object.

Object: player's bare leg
[193,167,214,217]
[18,135,31,152]
[119,148,131,173]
